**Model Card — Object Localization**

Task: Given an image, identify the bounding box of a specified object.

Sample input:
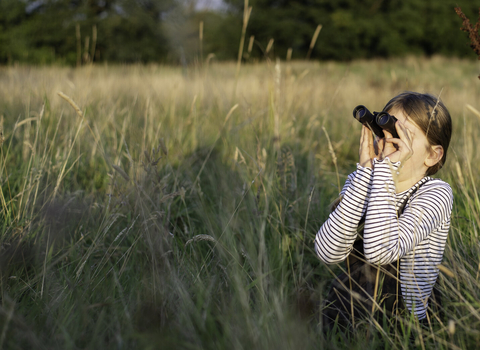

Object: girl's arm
[315,164,373,264]
[363,159,453,264]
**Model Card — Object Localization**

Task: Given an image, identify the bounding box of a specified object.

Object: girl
[315,92,453,330]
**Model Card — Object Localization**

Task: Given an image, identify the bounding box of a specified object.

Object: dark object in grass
[455,7,480,80]
[353,105,399,139]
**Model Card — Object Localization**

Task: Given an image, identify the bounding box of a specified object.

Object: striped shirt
[315,158,453,319]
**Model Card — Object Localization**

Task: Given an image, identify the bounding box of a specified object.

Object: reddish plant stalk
[455,7,480,79]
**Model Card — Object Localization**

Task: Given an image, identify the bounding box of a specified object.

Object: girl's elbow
[364,253,381,264]
[314,243,345,265]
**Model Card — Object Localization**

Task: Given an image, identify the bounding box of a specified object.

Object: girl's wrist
[358,160,373,170]
[357,162,373,171]
[373,157,401,170]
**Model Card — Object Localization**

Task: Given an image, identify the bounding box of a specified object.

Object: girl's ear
[425,145,444,167]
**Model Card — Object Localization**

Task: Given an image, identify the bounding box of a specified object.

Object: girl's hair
[382,91,452,176]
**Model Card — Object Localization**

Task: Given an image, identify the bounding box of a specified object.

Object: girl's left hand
[381,121,413,164]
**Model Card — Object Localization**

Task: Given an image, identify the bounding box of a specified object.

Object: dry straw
[57,92,112,196]
[286,48,293,61]
[112,165,130,182]
[0,115,4,147]
[199,21,204,63]
[76,23,81,67]
[233,0,252,100]
[0,116,7,218]
[306,24,322,60]
[185,234,216,246]
[437,264,455,278]
[322,126,341,193]
[265,38,274,58]
[190,104,239,194]
[247,35,254,59]
[466,104,480,120]
[83,36,90,63]
[57,91,106,159]
[91,25,97,63]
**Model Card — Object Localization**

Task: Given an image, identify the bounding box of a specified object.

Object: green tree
[0,0,178,65]
[219,0,480,60]
[0,0,32,63]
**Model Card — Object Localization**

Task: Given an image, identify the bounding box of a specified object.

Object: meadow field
[1,56,480,349]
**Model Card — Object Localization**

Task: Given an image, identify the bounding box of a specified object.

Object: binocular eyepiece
[353,105,399,139]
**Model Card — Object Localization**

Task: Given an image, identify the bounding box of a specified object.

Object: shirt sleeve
[363,158,454,265]
[315,164,373,264]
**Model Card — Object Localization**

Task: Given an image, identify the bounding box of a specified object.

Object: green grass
[1,57,480,349]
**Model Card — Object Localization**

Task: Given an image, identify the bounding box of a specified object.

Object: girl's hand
[359,125,377,168]
[381,121,413,164]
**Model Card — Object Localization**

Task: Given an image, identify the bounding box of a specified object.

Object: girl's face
[388,108,439,183]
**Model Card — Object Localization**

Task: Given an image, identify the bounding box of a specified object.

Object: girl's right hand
[382,121,413,164]
[359,125,376,168]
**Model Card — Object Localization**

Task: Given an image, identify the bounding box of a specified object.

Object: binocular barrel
[353,105,384,138]
[376,112,399,139]
[352,105,399,139]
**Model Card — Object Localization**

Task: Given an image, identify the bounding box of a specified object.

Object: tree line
[0,0,478,65]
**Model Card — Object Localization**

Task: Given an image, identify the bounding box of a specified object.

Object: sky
[195,0,227,10]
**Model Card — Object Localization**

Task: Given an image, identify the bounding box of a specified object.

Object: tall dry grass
[0,56,480,349]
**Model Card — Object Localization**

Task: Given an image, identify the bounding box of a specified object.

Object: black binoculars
[353,105,399,139]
